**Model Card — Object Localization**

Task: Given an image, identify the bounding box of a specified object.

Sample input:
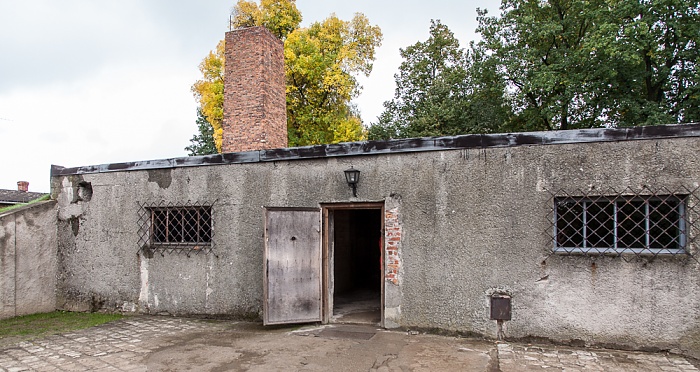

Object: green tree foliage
[373,0,700,140]
[477,0,601,130]
[185,108,217,156]
[191,40,224,152]
[601,0,700,125]
[477,0,700,131]
[191,0,382,152]
[368,21,511,139]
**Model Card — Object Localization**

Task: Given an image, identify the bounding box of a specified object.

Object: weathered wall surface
[389,139,700,359]
[0,201,57,319]
[52,133,700,357]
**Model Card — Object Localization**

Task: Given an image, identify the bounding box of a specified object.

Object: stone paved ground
[497,343,699,372]
[0,317,213,371]
[0,316,696,371]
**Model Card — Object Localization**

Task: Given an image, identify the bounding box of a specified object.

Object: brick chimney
[17,181,29,192]
[222,26,287,153]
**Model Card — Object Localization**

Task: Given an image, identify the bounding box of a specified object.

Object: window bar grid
[137,200,217,257]
[178,209,182,243]
[644,201,650,251]
[552,204,559,251]
[165,209,170,244]
[547,186,698,261]
[582,201,588,250]
[196,208,201,243]
[613,201,618,252]
[680,203,687,249]
[150,208,155,244]
[176,210,180,243]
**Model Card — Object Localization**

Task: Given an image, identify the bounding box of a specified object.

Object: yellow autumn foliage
[191,40,225,153]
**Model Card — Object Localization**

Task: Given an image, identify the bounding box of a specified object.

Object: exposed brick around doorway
[385,208,401,285]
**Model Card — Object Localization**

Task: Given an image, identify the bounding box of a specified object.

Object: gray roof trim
[0,200,55,218]
[51,123,700,177]
[0,189,48,204]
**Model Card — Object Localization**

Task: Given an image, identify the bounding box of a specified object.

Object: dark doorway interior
[332,209,382,325]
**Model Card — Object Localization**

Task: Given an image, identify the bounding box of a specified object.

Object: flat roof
[0,189,47,204]
[51,123,700,177]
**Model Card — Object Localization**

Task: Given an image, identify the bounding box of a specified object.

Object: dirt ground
[142,322,494,371]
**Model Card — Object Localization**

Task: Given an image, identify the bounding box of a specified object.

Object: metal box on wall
[490,295,511,321]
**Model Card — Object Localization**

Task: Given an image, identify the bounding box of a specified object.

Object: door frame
[320,202,385,327]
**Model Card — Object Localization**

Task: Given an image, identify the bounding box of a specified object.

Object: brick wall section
[385,208,401,285]
[223,27,287,153]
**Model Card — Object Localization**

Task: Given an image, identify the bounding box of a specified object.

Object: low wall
[0,201,57,319]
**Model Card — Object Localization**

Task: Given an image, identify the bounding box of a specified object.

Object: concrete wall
[0,201,57,319]
[52,133,700,357]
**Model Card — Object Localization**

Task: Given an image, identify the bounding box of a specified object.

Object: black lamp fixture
[344,166,361,197]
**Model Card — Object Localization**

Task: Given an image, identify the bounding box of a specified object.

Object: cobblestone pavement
[497,343,699,372]
[0,316,214,371]
[0,316,696,371]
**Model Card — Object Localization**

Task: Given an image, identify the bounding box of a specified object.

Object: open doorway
[324,205,383,326]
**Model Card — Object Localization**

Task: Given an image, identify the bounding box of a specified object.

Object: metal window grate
[137,200,216,257]
[546,186,699,260]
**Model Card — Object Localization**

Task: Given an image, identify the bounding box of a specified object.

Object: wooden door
[263,208,322,325]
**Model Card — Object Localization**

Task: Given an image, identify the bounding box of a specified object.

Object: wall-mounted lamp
[344,166,361,197]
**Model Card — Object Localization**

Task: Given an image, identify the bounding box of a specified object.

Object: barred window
[137,201,215,256]
[150,207,212,245]
[554,195,687,255]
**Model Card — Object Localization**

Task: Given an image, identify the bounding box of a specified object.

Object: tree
[602,0,700,125]
[476,0,700,131]
[191,40,224,152]
[477,0,610,131]
[185,108,217,156]
[284,13,382,146]
[231,0,301,40]
[191,0,382,152]
[368,21,511,140]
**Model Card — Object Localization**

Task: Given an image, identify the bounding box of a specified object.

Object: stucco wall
[0,201,57,319]
[52,135,700,357]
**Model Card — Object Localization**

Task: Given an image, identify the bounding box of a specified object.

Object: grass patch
[0,311,123,347]
[0,194,51,214]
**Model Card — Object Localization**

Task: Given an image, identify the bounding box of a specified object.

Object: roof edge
[0,200,55,218]
[51,123,700,177]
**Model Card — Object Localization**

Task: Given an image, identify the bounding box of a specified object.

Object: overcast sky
[0,0,501,192]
